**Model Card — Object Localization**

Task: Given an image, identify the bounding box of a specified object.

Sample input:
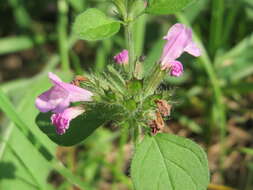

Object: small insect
[71,75,88,86]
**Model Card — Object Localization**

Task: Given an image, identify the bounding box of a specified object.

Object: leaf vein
[164,157,198,190]
[159,136,205,167]
[153,138,175,190]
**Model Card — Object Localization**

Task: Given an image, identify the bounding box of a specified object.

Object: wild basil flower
[35,72,93,113]
[160,23,201,76]
[114,49,129,65]
[51,106,84,135]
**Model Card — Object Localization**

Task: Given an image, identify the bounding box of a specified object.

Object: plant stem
[116,127,128,172]
[134,14,147,58]
[57,0,69,71]
[125,21,135,77]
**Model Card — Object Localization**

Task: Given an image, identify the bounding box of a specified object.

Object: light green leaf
[131,133,209,190]
[73,8,121,41]
[36,104,122,146]
[147,0,195,15]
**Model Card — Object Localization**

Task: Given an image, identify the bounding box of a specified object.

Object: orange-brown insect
[71,75,88,86]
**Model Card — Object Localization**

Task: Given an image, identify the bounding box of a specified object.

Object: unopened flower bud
[113,49,129,65]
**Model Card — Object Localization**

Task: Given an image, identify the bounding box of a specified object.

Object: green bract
[73,8,121,41]
[147,0,195,15]
[36,104,122,146]
[131,133,209,190]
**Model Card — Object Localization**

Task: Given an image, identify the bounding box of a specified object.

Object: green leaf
[146,0,195,15]
[73,8,121,41]
[131,133,209,190]
[36,104,122,146]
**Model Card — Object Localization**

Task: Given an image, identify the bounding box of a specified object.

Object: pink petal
[48,73,93,102]
[51,106,84,135]
[52,97,70,113]
[184,42,201,57]
[48,72,62,84]
[114,49,129,65]
[35,72,93,113]
[170,61,183,77]
[35,86,69,113]
[57,82,93,102]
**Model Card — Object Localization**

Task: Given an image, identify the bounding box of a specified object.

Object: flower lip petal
[170,60,183,77]
[184,42,201,57]
[51,106,84,135]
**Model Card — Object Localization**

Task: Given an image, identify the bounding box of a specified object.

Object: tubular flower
[35,72,93,113]
[51,106,84,135]
[160,23,201,76]
[113,49,129,65]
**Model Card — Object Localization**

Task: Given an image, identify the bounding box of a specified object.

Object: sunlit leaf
[131,133,209,190]
[73,8,121,41]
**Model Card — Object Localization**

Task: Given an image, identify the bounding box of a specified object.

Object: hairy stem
[144,65,166,98]
[125,21,135,77]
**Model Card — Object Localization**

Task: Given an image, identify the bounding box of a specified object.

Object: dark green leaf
[131,133,209,190]
[36,104,121,146]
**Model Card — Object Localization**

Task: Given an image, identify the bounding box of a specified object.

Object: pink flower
[51,106,84,135]
[170,61,183,77]
[113,49,129,65]
[35,72,93,113]
[160,23,201,76]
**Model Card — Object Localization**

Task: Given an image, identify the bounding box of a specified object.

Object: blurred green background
[0,0,253,190]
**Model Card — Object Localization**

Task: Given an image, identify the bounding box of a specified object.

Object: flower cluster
[35,23,200,136]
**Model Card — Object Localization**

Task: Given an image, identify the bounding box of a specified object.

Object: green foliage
[36,103,122,146]
[2,0,253,188]
[131,133,209,190]
[0,35,46,55]
[73,8,121,41]
[146,0,195,15]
